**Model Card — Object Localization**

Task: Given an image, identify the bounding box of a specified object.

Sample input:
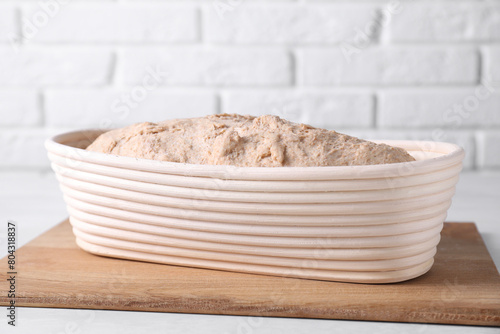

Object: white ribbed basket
[46,130,464,283]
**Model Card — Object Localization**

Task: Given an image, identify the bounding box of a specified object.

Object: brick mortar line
[5,42,500,47]
[0,86,495,91]
[107,52,118,87]
[38,91,45,128]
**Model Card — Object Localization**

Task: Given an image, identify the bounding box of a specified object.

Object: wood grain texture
[0,220,499,326]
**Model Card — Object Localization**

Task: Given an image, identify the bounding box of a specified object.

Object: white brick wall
[0,47,113,85]
[0,0,498,171]
[0,130,54,169]
[120,47,292,86]
[0,6,17,42]
[484,46,500,82]
[477,132,500,169]
[297,47,478,85]
[378,90,500,128]
[0,90,40,126]
[22,4,199,43]
[45,89,217,127]
[204,4,378,44]
[389,3,500,42]
[223,91,374,128]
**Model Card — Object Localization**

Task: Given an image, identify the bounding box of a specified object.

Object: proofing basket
[46,130,465,283]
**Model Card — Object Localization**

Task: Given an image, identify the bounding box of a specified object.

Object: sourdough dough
[86,114,415,167]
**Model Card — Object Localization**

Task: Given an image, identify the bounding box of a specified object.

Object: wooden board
[1,220,499,326]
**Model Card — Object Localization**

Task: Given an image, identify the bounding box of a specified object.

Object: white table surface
[0,171,499,334]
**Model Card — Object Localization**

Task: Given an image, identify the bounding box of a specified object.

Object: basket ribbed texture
[46,130,464,283]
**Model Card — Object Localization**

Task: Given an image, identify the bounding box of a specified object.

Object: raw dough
[86,114,415,167]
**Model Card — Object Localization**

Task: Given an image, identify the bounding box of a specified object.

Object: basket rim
[45,129,465,181]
